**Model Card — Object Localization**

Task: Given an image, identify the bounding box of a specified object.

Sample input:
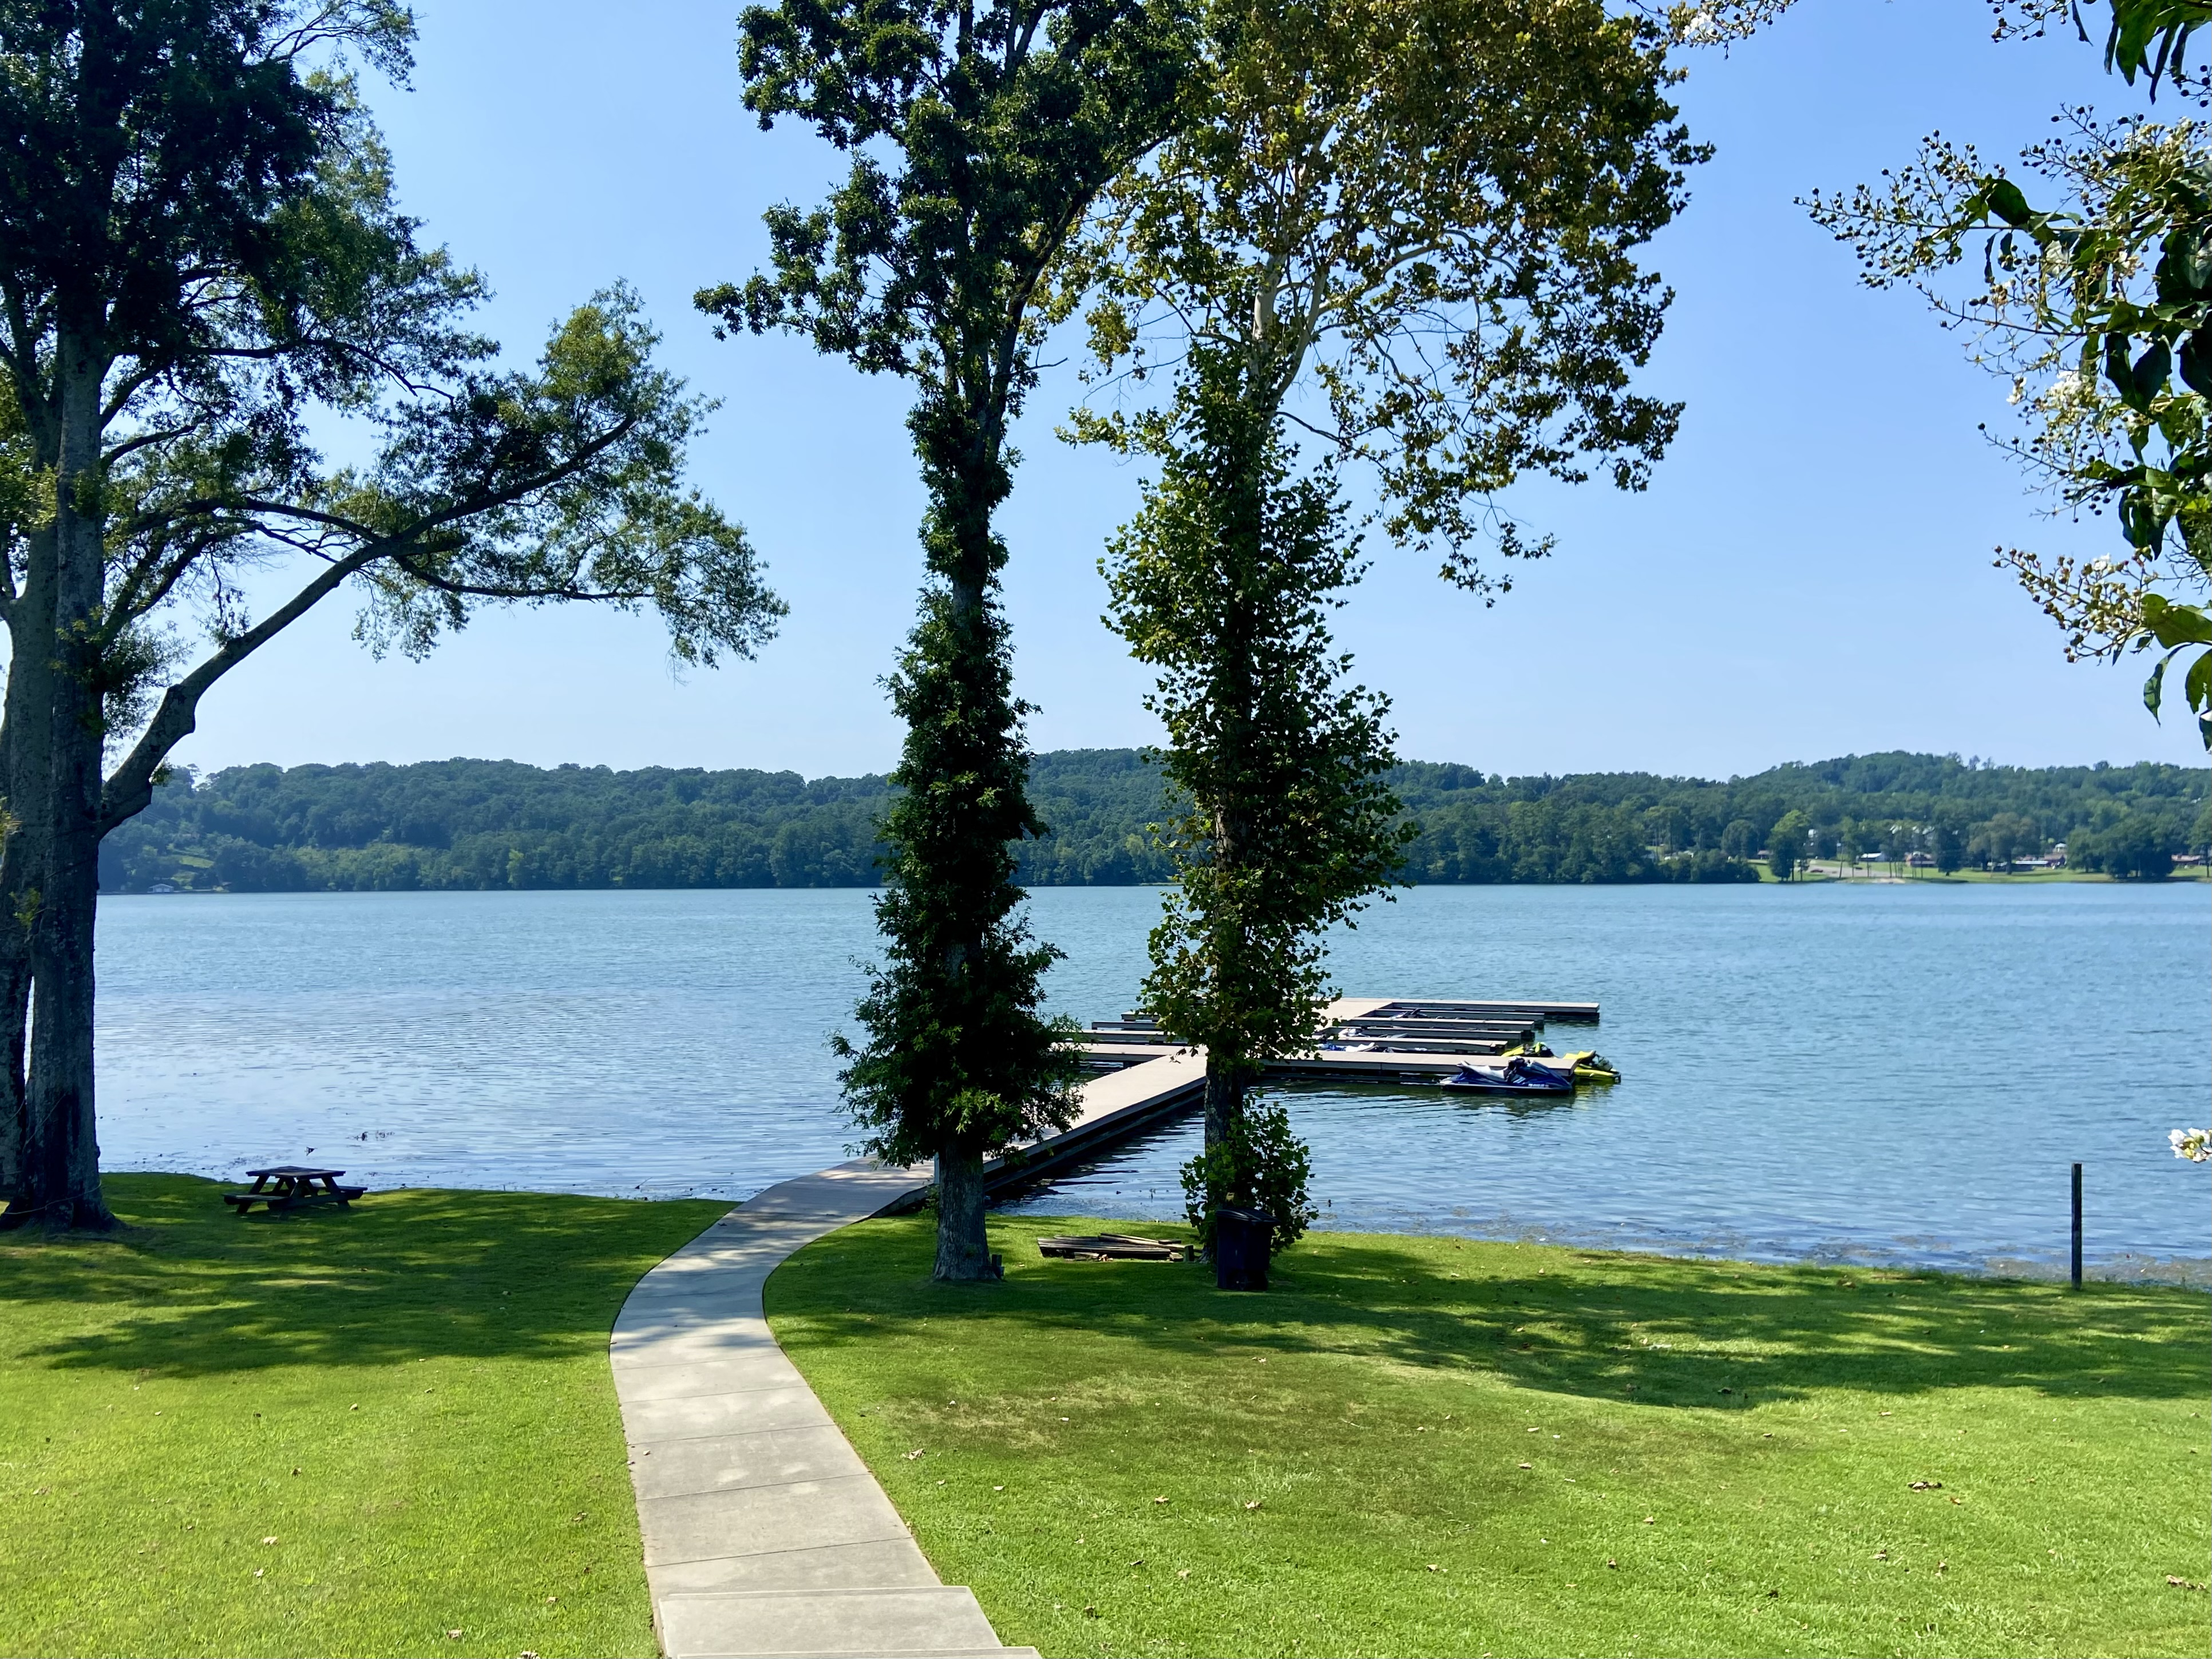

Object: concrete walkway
[610,1055,1219,1656]
[611,1159,1036,1658]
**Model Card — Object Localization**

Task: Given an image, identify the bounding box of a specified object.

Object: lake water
[93,882,2210,1282]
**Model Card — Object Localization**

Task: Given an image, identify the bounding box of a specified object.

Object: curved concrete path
[610,1056,1212,1656]
[611,1159,1036,1659]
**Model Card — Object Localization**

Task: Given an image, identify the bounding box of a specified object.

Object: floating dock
[975,995,1600,1199]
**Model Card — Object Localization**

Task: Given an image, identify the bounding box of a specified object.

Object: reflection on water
[94,881,2210,1282]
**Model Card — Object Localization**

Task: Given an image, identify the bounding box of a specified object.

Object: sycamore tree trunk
[1203,1065,1249,1154]
[933,1141,997,1280]
[1198,396,1265,1159]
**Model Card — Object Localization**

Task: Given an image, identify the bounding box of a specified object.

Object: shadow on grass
[772,1214,2210,1408]
[0,1172,723,1378]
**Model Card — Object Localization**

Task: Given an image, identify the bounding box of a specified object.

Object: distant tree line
[1393,754,2212,882]
[97,749,2210,894]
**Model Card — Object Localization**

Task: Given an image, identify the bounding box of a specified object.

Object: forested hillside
[99,750,2211,893]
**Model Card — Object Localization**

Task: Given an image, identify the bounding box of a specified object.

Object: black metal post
[2070,1162,2083,1289]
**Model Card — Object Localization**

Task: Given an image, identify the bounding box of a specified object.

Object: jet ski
[1439,1056,1576,1096]
[1502,1043,1621,1084]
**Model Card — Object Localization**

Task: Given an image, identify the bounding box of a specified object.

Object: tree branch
[98,540,389,835]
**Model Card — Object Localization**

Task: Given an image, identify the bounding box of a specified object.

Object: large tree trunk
[2,334,118,1231]
[928,550,1002,1282]
[17,810,108,1231]
[0,886,30,1213]
[932,1142,998,1281]
[1203,1061,1246,1154]
[0,445,57,1229]
[0,708,26,1210]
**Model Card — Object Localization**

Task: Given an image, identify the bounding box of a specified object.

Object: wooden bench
[1038,1233,1186,1261]
[224,1166,366,1214]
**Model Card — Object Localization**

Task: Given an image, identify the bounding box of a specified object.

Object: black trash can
[1214,1205,1276,1291]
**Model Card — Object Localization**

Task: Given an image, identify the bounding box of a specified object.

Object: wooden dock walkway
[992,993,1604,1197]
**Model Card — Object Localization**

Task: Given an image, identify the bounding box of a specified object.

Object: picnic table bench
[224,1166,365,1215]
[1037,1232,1186,1261]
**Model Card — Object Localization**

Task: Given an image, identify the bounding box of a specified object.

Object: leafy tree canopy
[0,0,781,1228]
[1065,0,1701,589]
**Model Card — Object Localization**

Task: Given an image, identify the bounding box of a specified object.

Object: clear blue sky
[171,0,2212,781]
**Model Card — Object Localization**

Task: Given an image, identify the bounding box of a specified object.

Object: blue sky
[171,0,2212,781]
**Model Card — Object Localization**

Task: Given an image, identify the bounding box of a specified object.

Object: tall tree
[703,0,1192,1278]
[1070,0,1700,1152]
[0,2,782,1229]
[1768,810,1807,881]
[1103,360,1410,1159]
[1933,816,1969,874]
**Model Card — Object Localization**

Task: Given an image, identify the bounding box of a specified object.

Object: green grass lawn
[766,1214,2212,1658]
[0,1173,723,1659]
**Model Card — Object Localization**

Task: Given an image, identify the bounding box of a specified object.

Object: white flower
[2171,1127,2211,1163]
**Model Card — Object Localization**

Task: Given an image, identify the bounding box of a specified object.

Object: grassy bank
[0,1173,722,1658]
[767,1214,2210,1658]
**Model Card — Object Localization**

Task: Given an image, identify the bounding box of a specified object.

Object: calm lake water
[94,882,2210,1282]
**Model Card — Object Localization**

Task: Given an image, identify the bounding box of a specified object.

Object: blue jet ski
[1439,1056,1576,1096]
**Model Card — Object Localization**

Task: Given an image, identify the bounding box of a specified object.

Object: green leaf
[2106,0,2209,93]
[2185,643,2212,714]
[2143,593,2212,647]
[2135,339,2174,399]
[2146,652,2170,717]
[1981,177,2033,229]
[2156,243,2190,304]
[2107,332,2148,409]
[2120,490,2165,548]
[2186,229,2212,293]
[2178,324,2212,395]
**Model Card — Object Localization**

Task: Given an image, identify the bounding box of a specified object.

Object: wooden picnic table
[224,1166,365,1215]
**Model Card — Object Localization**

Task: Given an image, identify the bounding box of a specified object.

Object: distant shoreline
[101,749,2209,894]
[107,869,2212,896]
[1773,860,2210,884]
